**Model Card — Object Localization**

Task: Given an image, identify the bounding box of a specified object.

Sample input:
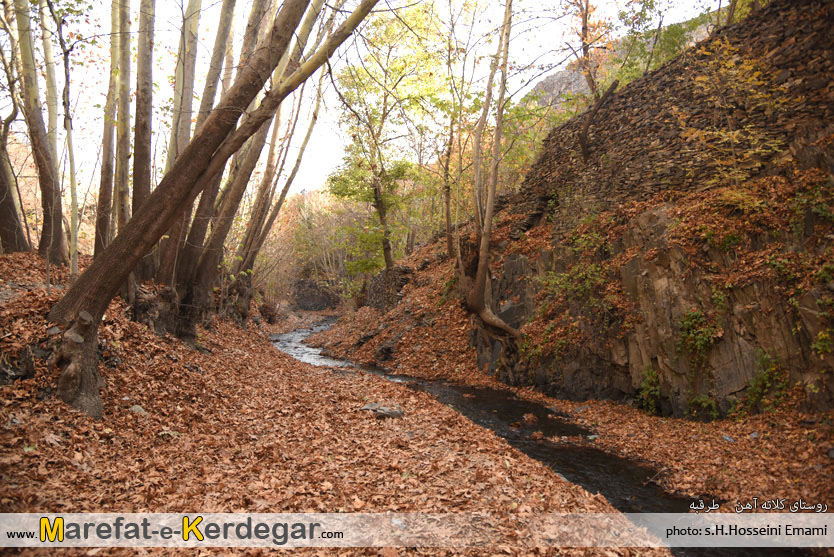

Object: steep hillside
[481,0,834,417]
[318,0,834,419]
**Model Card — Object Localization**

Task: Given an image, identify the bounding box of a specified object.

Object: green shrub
[739,352,790,414]
[677,309,719,372]
[812,329,833,357]
[688,393,719,421]
[637,364,661,415]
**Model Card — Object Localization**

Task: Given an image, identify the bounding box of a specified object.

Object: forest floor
[305,238,834,515]
[0,253,663,556]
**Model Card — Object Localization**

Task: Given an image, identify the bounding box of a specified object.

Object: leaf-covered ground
[0,253,664,556]
[306,221,834,513]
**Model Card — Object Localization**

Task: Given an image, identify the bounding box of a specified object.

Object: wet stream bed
[270,320,806,556]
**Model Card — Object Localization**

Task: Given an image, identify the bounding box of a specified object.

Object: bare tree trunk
[726,0,738,25]
[241,79,321,274]
[37,0,58,161]
[133,0,154,215]
[466,0,518,338]
[49,0,378,417]
[171,0,266,291]
[113,0,130,235]
[45,0,80,278]
[156,0,203,285]
[178,0,324,300]
[442,112,454,259]
[13,0,65,264]
[132,0,155,280]
[94,0,119,257]
[195,0,236,130]
[373,175,395,271]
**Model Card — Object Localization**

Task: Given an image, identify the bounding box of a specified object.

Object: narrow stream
[271,320,805,556]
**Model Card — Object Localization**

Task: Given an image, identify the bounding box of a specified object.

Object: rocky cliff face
[471,0,834,417]
[528,70,590,108]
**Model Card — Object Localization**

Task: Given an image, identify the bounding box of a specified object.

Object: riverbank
[301,241,834,513]
[0,252,657,555]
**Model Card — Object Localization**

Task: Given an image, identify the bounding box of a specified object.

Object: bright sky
[9,0,720,203]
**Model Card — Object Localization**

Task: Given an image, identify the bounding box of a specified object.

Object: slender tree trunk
[133,0,154,215]
[442,112,454,259]
[466,0,518,338]
[179,0,323,295]
[46,0,81,278]
[195,0,236,131]
[13,0,65,264]
[579,0,599,101]
[373,175,395,271]
[172,0,265,291]
[232,108,284,274]
[156,0,203,285]
[726,0,738,25]
[49,0,376,417]
[37,0,58,161]
[242,82,319,273]
[132,0,155,280]
[113,0,130,235]
[0,17,28,253]
[94,0,119,257]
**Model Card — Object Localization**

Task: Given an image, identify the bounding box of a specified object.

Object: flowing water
[270,319,806,556]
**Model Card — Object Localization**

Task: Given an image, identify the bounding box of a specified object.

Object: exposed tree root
[477,305,520,339]
[51,311,103,418]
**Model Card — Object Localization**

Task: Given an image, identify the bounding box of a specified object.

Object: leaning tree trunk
[13,0,65,264]
[49,0,378,417]
[176,0,324,327]
[155,0,203,285]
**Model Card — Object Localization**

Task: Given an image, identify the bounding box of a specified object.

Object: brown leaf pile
[1,253,661,556]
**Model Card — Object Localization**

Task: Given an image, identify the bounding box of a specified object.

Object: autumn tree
[13,0,65,264]
[331,2,443,271]
[0,3,30,253]
[563,0,612,102]
[48,0,380,417]
[462,0,518,337]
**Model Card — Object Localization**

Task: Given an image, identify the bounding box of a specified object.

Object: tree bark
[442,111,455,259]
[0,15,28,253]
[0,154,28,252]
[132,0,155,280]
[195,0,236,131]
[113,0,130,235]
[37,0,58,161]
[94,0,119,257]
[13,0,65,264]
[50,0,381,416]
[133,0,154,215]
[465,0,518,338]
[170,0,267,291]
[45,0,81,278]
[156,0,203,285]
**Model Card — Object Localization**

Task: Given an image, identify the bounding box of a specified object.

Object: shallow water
[270,320,806,556]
